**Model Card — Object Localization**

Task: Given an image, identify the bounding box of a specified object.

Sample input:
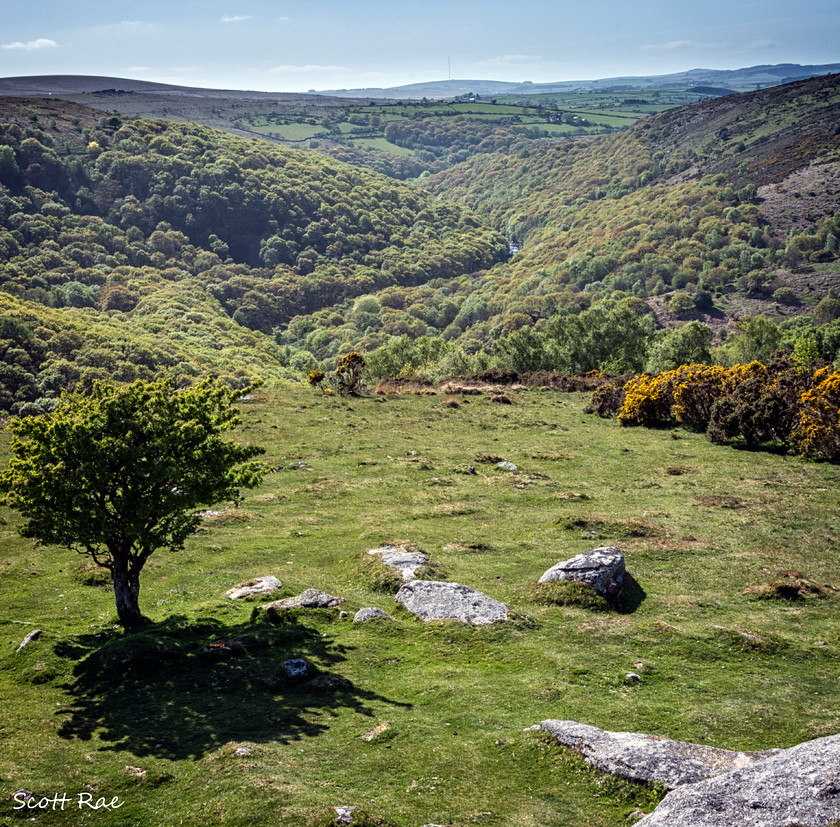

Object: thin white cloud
[126,66,153,72]
[1,38,58,51]
[749,38,781,49]
[268,64,348,74]
[486,54,542,64]
[278,16,291,21]
[220,15,253,23]
[642,40,729,52]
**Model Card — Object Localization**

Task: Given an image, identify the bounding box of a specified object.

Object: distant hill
[317,63,840,99]
[3,63,838,103]
[0,74,322,101]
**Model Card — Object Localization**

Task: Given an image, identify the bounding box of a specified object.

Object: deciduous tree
[0,378,265,627]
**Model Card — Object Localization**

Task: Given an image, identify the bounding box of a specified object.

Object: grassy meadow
[1,384,839,826]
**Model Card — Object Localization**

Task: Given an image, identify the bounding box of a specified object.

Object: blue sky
[1,0,838,92]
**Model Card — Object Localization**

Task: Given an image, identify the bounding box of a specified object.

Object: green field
[2,385,839,826]
[232,91,700,163]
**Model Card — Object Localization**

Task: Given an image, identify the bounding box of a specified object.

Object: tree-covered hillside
[0,97,506,413]
[1,75,839,411]
[275,75,840,373]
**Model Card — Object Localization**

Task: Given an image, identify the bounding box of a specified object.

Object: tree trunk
[111,554,147,628]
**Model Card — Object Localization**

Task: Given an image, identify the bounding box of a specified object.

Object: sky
[0,0,838,93]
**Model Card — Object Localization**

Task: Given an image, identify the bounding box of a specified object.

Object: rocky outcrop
[540,720,775,789]
[353,607,393,623]
[637,734,840,827]
[539,720,840,827]
[368,544,429,582]
[538,547,625,599]
[260,589,345,611]
[225,575,282,600]
[395,580,508,625]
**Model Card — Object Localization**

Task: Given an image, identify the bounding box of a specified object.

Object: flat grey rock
[538,547,625,598]
[637,734,840,826]
[368,545,429,582]
[225,575,283,600]
[353,607,393,623]
[540,720,775,790]
[261,589,345,611]
[497,460,518,471]
[395,580,508,625]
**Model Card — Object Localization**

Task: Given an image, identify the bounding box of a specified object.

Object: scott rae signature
[12,791,125,811]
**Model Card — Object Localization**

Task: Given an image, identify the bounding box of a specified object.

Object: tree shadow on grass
[52,613,411,760]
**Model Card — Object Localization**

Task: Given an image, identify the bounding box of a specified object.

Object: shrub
[671,364,727,429]
[307,368,326,389]
[617,373,674,427]
[668,292,696,318]
[772,287,798,305]
[790,367,840,459]
[335,351,365,395]
[584,378,626,417]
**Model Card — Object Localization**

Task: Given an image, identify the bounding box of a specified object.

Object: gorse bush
[605,360,840,459]
[791,367,840,459]
[617,373,675,427]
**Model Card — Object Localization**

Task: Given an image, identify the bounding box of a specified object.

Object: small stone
[497,461,518,471]
[234,747,251,757]
[353,607,393,623]
[625,672,642,683]
[225,575,282,600]
[338,611,349,619]
[361,723,391,741]
[333,805,356,825]
[369,544,429,582]
[284,658,308,678]
[16,629,42,653]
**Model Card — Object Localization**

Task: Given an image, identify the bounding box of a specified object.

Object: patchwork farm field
[1,385,839,826]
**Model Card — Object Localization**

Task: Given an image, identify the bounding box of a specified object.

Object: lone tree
[0,378,265,627]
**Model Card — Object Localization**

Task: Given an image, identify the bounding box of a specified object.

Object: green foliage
[716,316,781,366]
[667,292,695,318]
[544,300,658,374]
[645,322,712,373]
[0,378,265,625]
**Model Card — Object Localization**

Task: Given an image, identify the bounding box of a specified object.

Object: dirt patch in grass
[745,570,837,601]
[432,502,477,517]
[554,514,665,539]
[694,495,746,509]
[200,509,255,524]
[554,491,591,500]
